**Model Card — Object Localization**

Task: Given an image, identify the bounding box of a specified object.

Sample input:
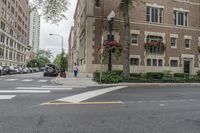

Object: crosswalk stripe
[0,95,16,100]
[0,90,50,93]
[16,87,72,90]
[38,80,48,83]
[41,85,86,88]
[21,79,33,82]
[56,86,127,103]
[6,79,18,81]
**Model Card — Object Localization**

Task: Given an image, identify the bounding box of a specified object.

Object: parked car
[43,64,59,77]
[3,66,12,75]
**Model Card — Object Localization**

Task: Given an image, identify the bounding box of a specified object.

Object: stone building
[69,0,200,75]
[0,0,29,67]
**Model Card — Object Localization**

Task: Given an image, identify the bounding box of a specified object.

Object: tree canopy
[27,49,52,67]
[30,0,70,23]
[53,53,68,70]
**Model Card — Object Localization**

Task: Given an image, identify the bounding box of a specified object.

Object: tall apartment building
[0,0,29,67]
[69,0,200,75]
[29,8,40,53]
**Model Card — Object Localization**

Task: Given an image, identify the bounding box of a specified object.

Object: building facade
[29,8,40,53]
[69,0,200,75]
[0,0,29,67]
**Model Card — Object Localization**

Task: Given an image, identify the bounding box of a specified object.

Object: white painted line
[38,80,48,83]
[5,79,18,81]
[0,95,16,100]
[42,85,87,88]
[159,104,166,106]
[0,76,6,78]
[56,86,127,103]
[21,79,33,82]
[16,87,72,90]
[0,90,50,93]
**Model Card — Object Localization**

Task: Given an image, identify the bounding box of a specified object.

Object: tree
[27,49,52,67]
[53,53,68,70]
[30,0,70,23]
[119,0,144,79]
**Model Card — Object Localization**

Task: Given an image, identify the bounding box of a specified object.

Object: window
[130,58,139,66]
[0,34,5,43]
[0,21,5,31]
[95,0,101,7]
[153,59,157,66]
[185,39,191,48]
[158,59,163,66]
[131,34,138,45]
[171,38,177,48]
[174,10,188,26]
[170,60,178,67]
[147,6,163,23]
[147,59,151,66]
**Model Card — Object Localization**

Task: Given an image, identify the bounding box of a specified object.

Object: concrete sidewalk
[53,72,99,87]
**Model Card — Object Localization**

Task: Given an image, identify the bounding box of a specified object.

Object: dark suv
[43,64,59,77]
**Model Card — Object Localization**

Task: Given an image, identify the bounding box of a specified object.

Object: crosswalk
[0,78,48,83]
[0,85,86,100]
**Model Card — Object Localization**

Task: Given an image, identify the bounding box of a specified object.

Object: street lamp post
[107,10,115,72]
[49,33,64,70]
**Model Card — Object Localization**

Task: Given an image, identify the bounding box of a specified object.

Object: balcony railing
[144,42,166,54]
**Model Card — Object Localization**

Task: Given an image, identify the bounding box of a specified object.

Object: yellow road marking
[40,101,123,105]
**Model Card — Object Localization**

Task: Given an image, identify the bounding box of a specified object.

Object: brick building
[0,0,29,67]
[68,0,200,75]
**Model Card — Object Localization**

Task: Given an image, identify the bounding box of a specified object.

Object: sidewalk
[53,72,200,87]
[53,72,100,87]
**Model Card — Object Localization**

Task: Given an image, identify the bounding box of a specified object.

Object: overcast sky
[39,0,78,60]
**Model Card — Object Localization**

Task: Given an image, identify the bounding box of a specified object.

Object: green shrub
[146,72,164,79]
[174,73,188,78]
[93,70,123,83]
[102,71,123,83]
[130,73,142,78]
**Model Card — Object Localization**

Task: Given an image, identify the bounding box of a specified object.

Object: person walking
[73,63,78,78]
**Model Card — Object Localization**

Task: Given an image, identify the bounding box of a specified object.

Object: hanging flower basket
[144,42,166,54]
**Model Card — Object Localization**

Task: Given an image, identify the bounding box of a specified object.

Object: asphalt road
[0,73,200,133]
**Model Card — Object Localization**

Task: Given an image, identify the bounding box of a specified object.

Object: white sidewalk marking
[6,79,18,81]
[56,86,127,103]
[0,95,16,100]
[22,79,33,82]
[42,85,86,88]
[38,80,48,83]
[0,90,50,93]
[16,87,72,90]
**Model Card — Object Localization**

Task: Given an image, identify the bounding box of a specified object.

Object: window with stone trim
[158,59,163,66]
[174,10,188,26]
[170,60,178,67]
[147,6,163,23]
[131,34,138,45]
[130,58,139,66]
[171,37,177,48]
[185,39,191,48]
[147,59,151,66]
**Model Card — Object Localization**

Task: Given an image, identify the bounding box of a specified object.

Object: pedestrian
[73,63,78,78]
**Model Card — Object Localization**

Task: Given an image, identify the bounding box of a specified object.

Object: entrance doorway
[184,60,191,74]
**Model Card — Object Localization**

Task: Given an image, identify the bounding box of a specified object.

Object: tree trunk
[123,2,130,79]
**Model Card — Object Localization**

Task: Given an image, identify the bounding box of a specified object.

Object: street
[0,73,200,133]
